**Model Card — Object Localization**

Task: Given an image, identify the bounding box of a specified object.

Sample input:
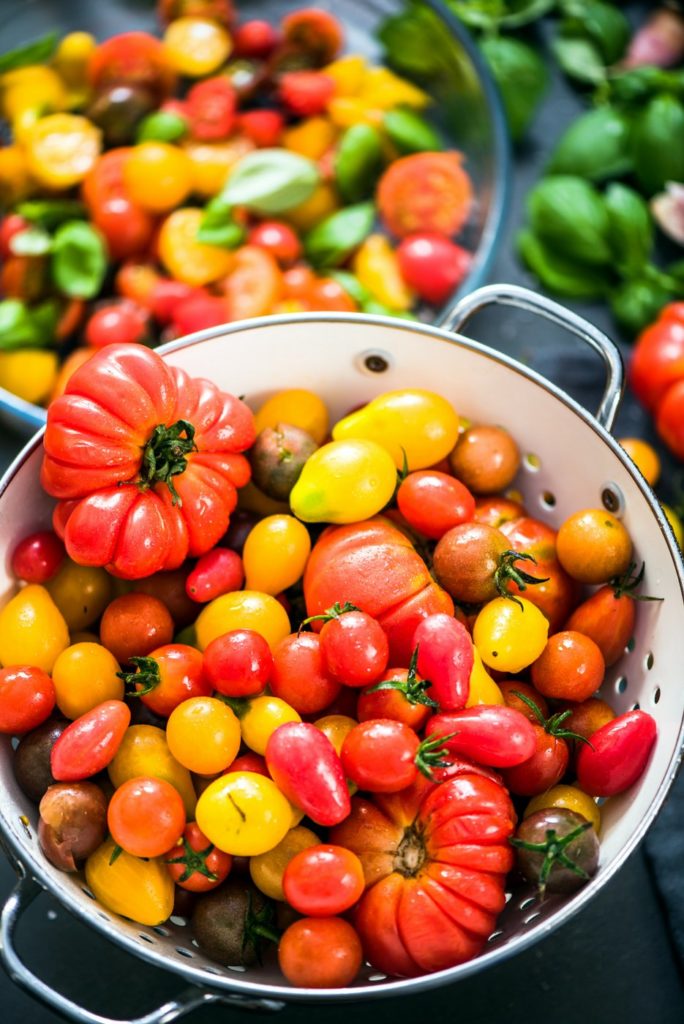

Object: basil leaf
[384,108,441,154]
[362,298,418,320]
[604,183,653,278]
[0,31,57,74]
[136,110,188,143]
[335,124,384,202]
[667,260,684,288]
[328,270,371,305]
[610,278,674,337]
[552,35,606,85]
[378,8,445,78]
[608,67,680,106]
[223,149,319,214]
[17,199,88,230]
[305,203,375,269]
[559,0,630,64]
[30,299,60,340]
[518,229,614,299]
[9,225,52,256]
[0,300,44,349]
[449,0,555,31]
[527,176,613,266]
[197,195,246,249]
[631,94,684,197]
[479,36,547,142]
[51,222,108,299]
[547,106,632,182]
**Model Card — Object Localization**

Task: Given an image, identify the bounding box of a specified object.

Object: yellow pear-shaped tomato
[195,590,291,652]
[243,515,311,594]
[332,389,460,470]
[290,439,397,523]
[466,647,505,707]
[85,839,174,927]
[0,584,69,671]
[107,724,196,818]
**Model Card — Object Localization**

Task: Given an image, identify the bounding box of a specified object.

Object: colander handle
[0,875,285,1024]
[439,283,625,432]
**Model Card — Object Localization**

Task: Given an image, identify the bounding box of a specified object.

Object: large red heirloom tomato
[303,518,453,664]
[42,345,255,579]
[331,773,516,976]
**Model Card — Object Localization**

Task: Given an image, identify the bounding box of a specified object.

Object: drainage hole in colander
[356,350,393,375]
[204,967,222,976]
[191,938,199,947]
[653,687,661,705]
[175,948,194,958]
[645,652,654,670]
[523,453,541,472]
[170,915,188,927]
[615,676,628,694]
[631,701,641,711]
[625,637,636,654]
[487,930,504,943]
[228,965,247,973]
[138,934,155,944]
[504,892,513,904]
[96,911,110,922]
[81,886,96,900]
[540,491,556,509]
[523,911,542,926]
[518,896,536,911]
[601,483,625,516]
[368,973,388,982]
[153,926,170,937]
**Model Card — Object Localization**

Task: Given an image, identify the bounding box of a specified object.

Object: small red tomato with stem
[248,221,302,266]
[303,602,389,689]
[270,632,341,714]
[397,470,475,540]
[576,709,657,796]
[164,822,232,892]
[425,705,537,768]
[278,917,362,989]
[186,548,244,603]
[531,630,605,703]
[397,234,472,306]
[341,719,422,793]
[0,666,55,734]
[266,721,350,826]
[501,692,589,797]
[187,77,237,141]
[283,845,365,917]
[85,301,149,349]
[11,530,65,583]
[413,613,473,712]
[108,776,186,858]
[203,629,273,698]
[51,700,131,781]
[357,647,437,730]
[120,644,211,718]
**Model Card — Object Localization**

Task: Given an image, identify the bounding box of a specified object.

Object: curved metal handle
[439,283,625,432]
[0,875,284,1024]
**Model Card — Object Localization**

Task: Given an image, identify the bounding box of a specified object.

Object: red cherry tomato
[51,700,131,781]
[108,776,186,858]
[503,726,569,797]
[203,629,273,698]
[413,613,473,712]
[283,844,365,916]
[270,632,341,714]
[278,71,335,117]
[308,277,357,312]
[341,719,420,793]
[239,109,284,147]
[150,279,203,324]
[0,666,55,734]
[655,378,684,459]
[265,721,350,826]
[228,752,268,776]
[576,709,657,796]
[397,234,472,306]
[530,630,605,703]
[164,822,232,892]
[378,153,473,239]
[425,706,537,768]
[171,295,230,335]
[629,303,684,411]
[186,548,244,603]
[357,663,433,731]
[278,917,362,989]
[187,77,237,141]
[233,20,281,59]
[92,195,155,261]
[315,607,389,689]
[88,32,176,100]
[248,221,302,266]
[85,301,149,349]
[123,643,211,718]
[282,264,316,299]
[397,471,475,540]
[11,530,65,583]
[0,214,31,259]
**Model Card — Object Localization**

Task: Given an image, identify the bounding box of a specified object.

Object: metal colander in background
[1,285,683,1023]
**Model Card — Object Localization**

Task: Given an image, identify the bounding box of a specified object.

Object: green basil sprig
[223,149,320,215]
[197,196,246,249]
[17,199,88,230]
[50,222,108,300]
[0,31,57,74]
[0,299,58,350]
[631,93,684,197]
[479,36,548,143]
[335,125,384,203]
[305,203,375,269]
[383,108,441,154]
[547,106,633,182]
[527,176,614,266]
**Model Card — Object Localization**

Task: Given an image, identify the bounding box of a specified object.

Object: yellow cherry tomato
[243,515,311,595]
[237,480,290,517]
[1,66,66,121]
[662,502,684,549]
[239,695,302,755]
[163,17,232,77]
[53,31,97,100]
[525,784,602,834]
[473,597,549,673]
[466,648,505,707]
[0,145,33,206]
[249,825,320,900]
[0,350,58,405]
[124,143,192,213]
[195,590,291,653]
[618,437,661,487]
[253,388,329,446]
[0,584,69,672]
[333,389,460,471]
[25,113,101,189]
[290,438,397,524]
[52,642,123,719]
[286,181,339,233]
[359,66,430,110]
[46,559,113,631]
[108,724,196,818]
[166,696,241,775]
[353,234,415,310]
[196,771,292,855]
[313,714,358,756]
[327,97,384,129]
[283,117,338,159]
[85,838,174,927]
[183,136,254,197]
[158,207,234,285]
[323,55,367,96]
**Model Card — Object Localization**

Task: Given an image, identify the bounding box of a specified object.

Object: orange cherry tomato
[218,245,283,319]
[108,776,186,857]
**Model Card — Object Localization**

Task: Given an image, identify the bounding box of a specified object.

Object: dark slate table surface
[1,3,684,1022]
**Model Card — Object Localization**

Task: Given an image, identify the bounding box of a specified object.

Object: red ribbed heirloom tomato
[330,773,516,976]
[41,345,255,579]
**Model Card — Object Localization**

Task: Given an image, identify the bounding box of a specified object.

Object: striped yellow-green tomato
[166,697,241,775]
[253,388,329,446]
[466,647,505,707]
[46,560,114,631]
[473,597,549,673]
[0,584,69,672]
[108,725,196,818]
[239,695,301,755]
[290,439,396,524]
[524,784,601,834]
[195,590,291,652]
[196,771,292,856]
[249,825,320,900]
[243,515,311,595]
[85,838,174,926]
[52,642,123,719]
[332,389,460,470]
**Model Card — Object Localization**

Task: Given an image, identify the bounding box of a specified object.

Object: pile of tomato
[0,1,474,408]
[0,340,659,988]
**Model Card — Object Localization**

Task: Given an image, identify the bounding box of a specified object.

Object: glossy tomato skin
[413,613,473,711]
[331,773,515,976]
[425,706,537,768]
[107,775,186,857]
[377,152,473,238]
[265,721,350,826]
[503,726,569,797]
[100,593,174,665]
[655,379,684,459]
[11,531,65,584]
[282,844,365,916]
[530,631,605,703]
[270,632,341,714]
[357,666,432,731]
[0,666,55,734]
[576,710,657,796]
[203,629,273,698]
[130,644,211,718]
[278,917,363,989]
[396,235,472,306]
[88,32,177,101]
[51,700,131,781]
[341,719,420,793]
[164,821,232,892]
[319,611,389,689]
[629,303,684,411]
[396,471,475,540]
[564,585,636,666]
[185,548,244,603]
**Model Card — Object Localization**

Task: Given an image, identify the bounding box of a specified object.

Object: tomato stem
[118,655,161,697]
[243,890,281,963]
[509,822,593,898]
[495,550,549,606]
[365,646,439,708]
[511,691,594,747]
[299,600,360,630]
[164,837,220,883]
[611,561,663,601]
[414,731,459,779]
[139,419,197,506]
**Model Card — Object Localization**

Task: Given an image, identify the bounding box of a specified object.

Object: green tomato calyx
[140,419,197,506]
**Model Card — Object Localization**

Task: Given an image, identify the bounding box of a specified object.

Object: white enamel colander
[0,284,683,1023]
